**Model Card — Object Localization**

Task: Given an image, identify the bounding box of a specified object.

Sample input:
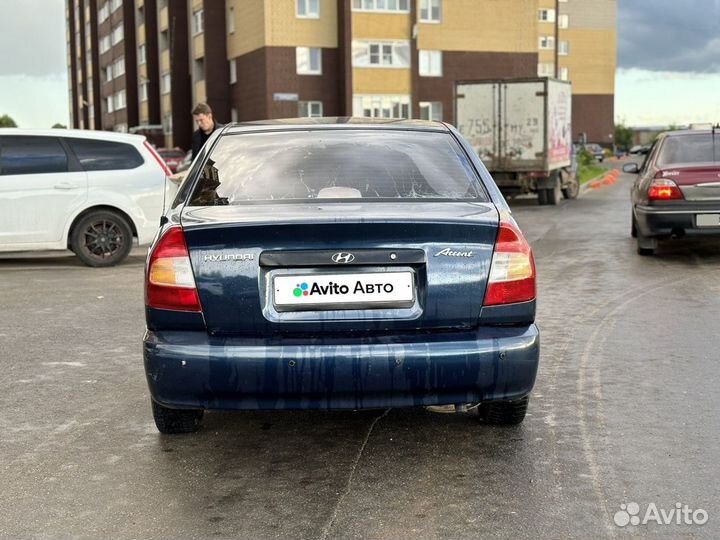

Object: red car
[157,147,185,173]
[625,128,720,255]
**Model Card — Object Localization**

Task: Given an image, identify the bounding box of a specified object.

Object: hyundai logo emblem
[331,252,355,264]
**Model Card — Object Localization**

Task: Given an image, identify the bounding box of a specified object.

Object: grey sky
[618,0,720,73]
[0,0,66,77]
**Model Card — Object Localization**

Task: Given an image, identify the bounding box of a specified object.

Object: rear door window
[0,136,69,175]
[66,139,144,171]
[188,130,485,205]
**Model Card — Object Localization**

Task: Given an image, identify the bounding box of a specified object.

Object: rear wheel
[477,396,529,425]
[71,210,133,267]
[562,178,580,199]
[537,189,548,205]
[636,233,657,256]
[151,400,204,434]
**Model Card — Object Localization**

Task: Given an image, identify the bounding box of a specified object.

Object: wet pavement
[1,160,719,539]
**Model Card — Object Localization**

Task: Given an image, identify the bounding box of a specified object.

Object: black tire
[537,189,548,205]
[477,396,529,425]
[636,233,657,256]
[544,184,561,206]
[562,179,580,200]
[151,400,204,434]
[71,210,133,267]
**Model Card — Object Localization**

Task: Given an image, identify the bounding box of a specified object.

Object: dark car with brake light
[625,128,720,255]
[143,118,539,433]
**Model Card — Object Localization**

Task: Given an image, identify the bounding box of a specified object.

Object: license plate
[696,214,720,227]
[273,271,414,310]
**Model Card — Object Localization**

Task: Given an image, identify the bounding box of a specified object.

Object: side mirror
[622,163,640,174]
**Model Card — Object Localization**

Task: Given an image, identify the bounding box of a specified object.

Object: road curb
[579,169,619,197]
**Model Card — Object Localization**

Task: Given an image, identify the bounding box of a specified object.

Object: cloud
[0,0,67,77]
[619,0,720,73]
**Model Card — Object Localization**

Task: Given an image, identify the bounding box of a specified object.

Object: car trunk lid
[181,202,499,336]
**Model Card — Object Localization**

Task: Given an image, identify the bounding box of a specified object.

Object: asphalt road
[1,160,719,539]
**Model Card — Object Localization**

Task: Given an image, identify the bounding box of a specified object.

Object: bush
[577,147,594,168]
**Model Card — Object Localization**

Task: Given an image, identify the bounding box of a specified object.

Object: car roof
[660,129,718,138]
[223,117,449,135]
[0,128,146,144]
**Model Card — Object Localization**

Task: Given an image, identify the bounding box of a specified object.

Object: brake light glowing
[648,178,685,201]
[648,179,684,201]
[484,219,536,306]
[145,227,201,312]
[144,140,172,176]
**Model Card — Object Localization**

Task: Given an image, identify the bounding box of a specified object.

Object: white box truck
[456,78,578,205]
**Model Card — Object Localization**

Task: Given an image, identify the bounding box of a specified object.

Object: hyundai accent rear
[143,119,539,433]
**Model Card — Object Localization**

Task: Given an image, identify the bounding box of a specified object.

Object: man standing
[191,103,222,159]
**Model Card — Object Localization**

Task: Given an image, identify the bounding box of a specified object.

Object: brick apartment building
[66,0,616,150]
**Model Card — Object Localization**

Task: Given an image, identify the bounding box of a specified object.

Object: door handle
[54,182,77,190]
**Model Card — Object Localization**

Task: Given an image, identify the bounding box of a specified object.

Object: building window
[539,36,555,50]
[419,0,441,22]
[137,5,145,25]
[111,24,124,46]
[228,6,235,33]
[231,107,238,123]
[140,82,148,102]
[419,101,442,121]
[160,30,169,51]
[352,40,410,68]
[113,90,126,111]
[138,44,146,65]
[558,41,569,55]
[112,57,125,78]
[296,47,322,75]
[192,9,204,35]
[558,14,569,28]
[193,58,205,81]
[351,0,410,12]
[110,0,122,13]
[105,65,113,82]
[163,112,173,135]
[98,3,109,23]
[161,73,171,94]
[419,50,442,76]
[229,59,237,84]
[296,0,320,18]
[352,95,410,119]
[560,67,569,81]
[99,35,110,54]
[538,9,555,22]
[298,101,323,118]
[106,95,114,114]
[537,63,554,77]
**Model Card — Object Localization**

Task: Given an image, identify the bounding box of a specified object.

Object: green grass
[578,165,606,185]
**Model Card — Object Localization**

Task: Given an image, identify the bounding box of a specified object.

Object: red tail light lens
[145,227,201,312]
[143,140,173,176]
[484,219,536,306]
[648,179,684,201]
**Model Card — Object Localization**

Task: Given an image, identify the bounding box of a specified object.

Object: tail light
[143,140,173,177]
[648,178,684,201]
[484,219,536,306]
[145,227,201,312]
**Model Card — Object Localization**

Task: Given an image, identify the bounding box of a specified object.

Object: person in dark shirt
[191,103,222,159]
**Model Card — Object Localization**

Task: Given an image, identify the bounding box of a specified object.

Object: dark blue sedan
[143,118,539,433]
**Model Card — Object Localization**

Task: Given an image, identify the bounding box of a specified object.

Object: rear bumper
[635,204,720,238]
[143,325,540,411]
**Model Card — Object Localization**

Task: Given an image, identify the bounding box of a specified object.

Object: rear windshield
[658,134,720,166]
[187,130,485,205]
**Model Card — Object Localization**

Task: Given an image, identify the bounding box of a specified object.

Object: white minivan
[0,129,172,266]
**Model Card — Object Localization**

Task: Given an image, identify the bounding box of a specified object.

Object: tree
[0,114,17,127]
[614,123,633,151]
[52,123,67,129]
